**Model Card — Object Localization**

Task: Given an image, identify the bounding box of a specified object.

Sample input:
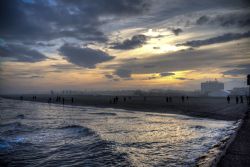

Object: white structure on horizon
[201,80,226,96]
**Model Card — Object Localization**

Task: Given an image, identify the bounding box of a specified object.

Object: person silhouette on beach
[236,96,239,104]
[71,97,74,103]
[62,98,65,105]
[186,96,189,100]
[227,96,230,104]
[181,96,185,103]
[48,97,52,103]
[240,96,243,103]
[166,97,169,103]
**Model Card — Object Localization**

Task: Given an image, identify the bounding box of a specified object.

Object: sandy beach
[1,95,248,121]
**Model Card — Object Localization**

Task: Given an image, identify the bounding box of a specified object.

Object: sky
[0,0,250,94]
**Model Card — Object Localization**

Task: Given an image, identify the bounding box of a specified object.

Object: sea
[0,98,237,167]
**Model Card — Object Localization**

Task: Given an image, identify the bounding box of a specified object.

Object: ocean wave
[57,124,96,136]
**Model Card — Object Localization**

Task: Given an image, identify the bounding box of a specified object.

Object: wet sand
[1,95,247,121]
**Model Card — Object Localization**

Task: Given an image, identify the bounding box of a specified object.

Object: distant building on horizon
[201,80,226,96]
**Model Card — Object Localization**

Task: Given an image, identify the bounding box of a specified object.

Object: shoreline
[1,95,247,121]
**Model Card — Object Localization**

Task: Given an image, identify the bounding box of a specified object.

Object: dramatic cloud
[0,0,150,43]
[196,12,250,27]
[0,44,47,62]
[110,34,147,50]
[111,42,250,75]
[171,28,183,36]
[115,69,132,78]
[160,72,175,77]
[59,44,114,68]
[223,64,250,76]
[178,31,250,47]
[196,15,209,25]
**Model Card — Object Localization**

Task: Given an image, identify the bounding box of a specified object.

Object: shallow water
[0,98,236,167]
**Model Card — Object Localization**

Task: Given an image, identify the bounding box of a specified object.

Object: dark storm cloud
[139,0,250,27]
[0,0,150,43]
[196,12,250,27]
[171,28,183,36]
[115,69,132,78]
[160,72,175,77]
[178,31,250,47]
[0,44,47,62]
[58,44,114,68]
[223,64,250,76]
[110,34,147,50]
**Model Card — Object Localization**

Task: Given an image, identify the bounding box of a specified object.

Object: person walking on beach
[62,98,65,105]
[48,97,52,103]
[236,96,239,104]
[227,96,230,104]
[71,97,74,104]
[166,97,169,103]
[181,96,185,103]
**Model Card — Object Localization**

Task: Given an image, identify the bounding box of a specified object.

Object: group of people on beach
[110,96,121,104]
[32,96,37,101]
[19,95,74,105]
[53,96,74,105]
[227,96,246,104]
[19,95,250,106]
[109,96,190,104]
